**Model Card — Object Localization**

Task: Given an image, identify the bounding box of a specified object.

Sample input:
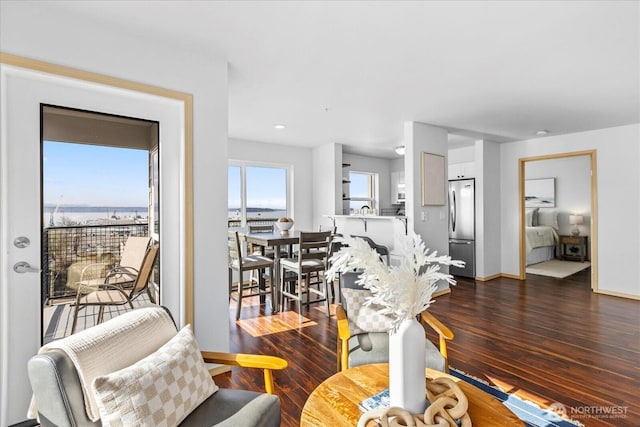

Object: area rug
[450,368,583,427]
[526,259,590,279]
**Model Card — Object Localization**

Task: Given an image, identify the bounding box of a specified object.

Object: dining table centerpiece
[327,232,464,414]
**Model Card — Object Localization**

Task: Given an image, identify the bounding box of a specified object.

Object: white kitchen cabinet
[448,161,475,180]
[390,171,405,204]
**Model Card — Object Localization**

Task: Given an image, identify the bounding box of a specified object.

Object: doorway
[518,150,598,290]
[0,59,190,425]
[41,105,160,342]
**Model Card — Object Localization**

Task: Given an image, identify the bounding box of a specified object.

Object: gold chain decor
[357,377,472,427]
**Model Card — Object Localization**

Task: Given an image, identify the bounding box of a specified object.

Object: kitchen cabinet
[448,162,475,180]
[390,171,405,204]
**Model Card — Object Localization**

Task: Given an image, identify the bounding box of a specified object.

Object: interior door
[0,67,46,425]
[0,64,185,425]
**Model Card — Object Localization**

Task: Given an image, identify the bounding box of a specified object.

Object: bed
[525,208,559,265]
[526,226,558,265]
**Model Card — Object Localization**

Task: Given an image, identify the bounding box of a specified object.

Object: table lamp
[569,214,583,236]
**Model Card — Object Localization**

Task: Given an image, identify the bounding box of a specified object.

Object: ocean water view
[44,205,148,226]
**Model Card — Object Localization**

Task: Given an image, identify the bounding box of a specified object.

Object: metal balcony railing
[227,217,279,228]
[43,223,148,303]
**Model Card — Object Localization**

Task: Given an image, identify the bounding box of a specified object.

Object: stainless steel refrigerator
[448,179,475,278]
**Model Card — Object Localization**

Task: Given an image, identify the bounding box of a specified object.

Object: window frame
[228,160,292,227]
[349,171,378,212]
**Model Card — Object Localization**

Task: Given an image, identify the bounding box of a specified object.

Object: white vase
[389,317,427,414]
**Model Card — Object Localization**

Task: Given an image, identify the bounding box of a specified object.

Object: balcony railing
[43,223,148,303]
[227,217,279,228]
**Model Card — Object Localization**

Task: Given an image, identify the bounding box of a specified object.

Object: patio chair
[71,244,159,333]
[67,235,151,293]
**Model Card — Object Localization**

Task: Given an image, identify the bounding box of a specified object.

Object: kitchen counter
[323,215,408,262]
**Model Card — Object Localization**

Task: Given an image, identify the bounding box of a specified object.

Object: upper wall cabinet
[449,161,475,180]
[390,171,405,204]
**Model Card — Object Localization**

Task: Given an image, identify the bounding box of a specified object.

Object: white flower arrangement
[327,232,465,332]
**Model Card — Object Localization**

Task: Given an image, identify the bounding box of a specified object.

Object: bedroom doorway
[518,150,598,291]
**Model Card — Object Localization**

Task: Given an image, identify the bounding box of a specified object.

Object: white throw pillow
[92,325,218,427]
[525,209,534,227]
[342,288,393,335]
[537,209,559,229]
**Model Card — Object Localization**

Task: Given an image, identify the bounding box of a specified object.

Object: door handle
[13,261,41,274]
[450,189,457,232]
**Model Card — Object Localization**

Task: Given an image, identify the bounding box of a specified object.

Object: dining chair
[248,223,293,258]
[351,235,390,265]
[280,230,332,323]
[228,231,275,320]
[71,244,159,333]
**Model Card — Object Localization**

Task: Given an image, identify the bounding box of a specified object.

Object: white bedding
[525,226,558,254]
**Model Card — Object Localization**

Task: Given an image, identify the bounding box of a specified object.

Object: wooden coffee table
[300,363,524,426]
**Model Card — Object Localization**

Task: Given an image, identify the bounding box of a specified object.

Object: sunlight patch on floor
[486,374,553,410]
[235,310,318,337]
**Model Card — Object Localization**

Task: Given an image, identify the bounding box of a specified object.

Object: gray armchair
[27,306,286,427]
[336,271,453,373]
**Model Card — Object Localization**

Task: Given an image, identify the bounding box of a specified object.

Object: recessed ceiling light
[536,130,549,136]
[394,146,405,155]
[273,124,286,130]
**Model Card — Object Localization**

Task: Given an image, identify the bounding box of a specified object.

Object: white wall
[526,156,591,239]
[404,122,450,291]
[343,152,393,211]
[448,146,475,164]
[229,138,313,231]
[475,140,502,279]
[1,0,229,351]
[390,157,404,173]
[500,124,640,298]
[312,142,342,230]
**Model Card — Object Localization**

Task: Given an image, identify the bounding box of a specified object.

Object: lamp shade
[569,215,584,225]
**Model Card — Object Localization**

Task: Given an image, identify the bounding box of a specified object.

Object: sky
[43,141,148,206]
[228,165,287,210]
[44,141,368,211]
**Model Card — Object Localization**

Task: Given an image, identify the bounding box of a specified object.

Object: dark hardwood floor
[215,269,639,427]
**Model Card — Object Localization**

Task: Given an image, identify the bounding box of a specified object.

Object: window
[349,171,377,212]
[228,162,289,226]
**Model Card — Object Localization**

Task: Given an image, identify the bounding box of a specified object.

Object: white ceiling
[46,1,639,158]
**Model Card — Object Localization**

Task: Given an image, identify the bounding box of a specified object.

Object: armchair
[27,306,287,427]
[336,271,453,373]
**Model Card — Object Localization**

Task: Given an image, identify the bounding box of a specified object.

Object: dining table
[237,229,301,312]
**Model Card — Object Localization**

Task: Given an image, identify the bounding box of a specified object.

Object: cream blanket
[525,226,559,254]
[28,306,177,421]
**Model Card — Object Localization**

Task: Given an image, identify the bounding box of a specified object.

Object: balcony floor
[42,294,154,344]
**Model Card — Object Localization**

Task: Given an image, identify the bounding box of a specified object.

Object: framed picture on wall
[421,152,445,206]
[525,178,556,208]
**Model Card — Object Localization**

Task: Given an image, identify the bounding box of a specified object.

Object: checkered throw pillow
[92,325,218,427]
[342,288,394,335]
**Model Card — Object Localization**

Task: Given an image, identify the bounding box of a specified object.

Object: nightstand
[559,235,588,262]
